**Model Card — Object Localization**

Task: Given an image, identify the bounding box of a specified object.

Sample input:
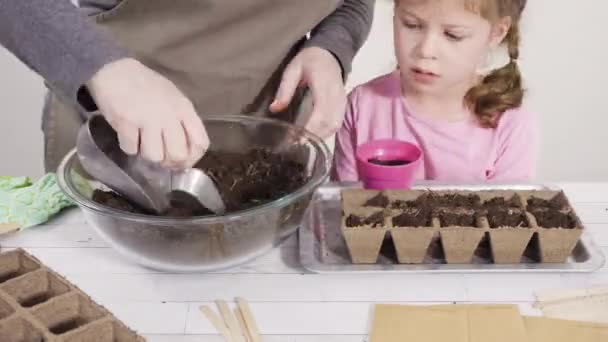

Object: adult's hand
[270,47,347,139]
[87,58,208,169]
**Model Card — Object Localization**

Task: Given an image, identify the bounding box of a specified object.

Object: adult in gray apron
[40,0,374,172]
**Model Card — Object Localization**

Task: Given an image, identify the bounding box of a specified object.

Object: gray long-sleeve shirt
[0,0,374,109]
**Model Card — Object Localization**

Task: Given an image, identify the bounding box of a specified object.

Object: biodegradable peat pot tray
[0,249,145,341]
[341,189,583,265]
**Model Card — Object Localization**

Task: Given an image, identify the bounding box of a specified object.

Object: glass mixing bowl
[57,115,331,272]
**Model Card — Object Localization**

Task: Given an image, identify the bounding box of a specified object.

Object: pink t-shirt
[332,71,539,182]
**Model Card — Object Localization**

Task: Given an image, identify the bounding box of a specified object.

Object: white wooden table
[2,183,608,341]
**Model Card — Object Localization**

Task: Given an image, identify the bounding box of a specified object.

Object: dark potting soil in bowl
[92,148,309,217]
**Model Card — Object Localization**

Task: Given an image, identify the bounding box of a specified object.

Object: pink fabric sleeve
[488,109,540,182]
[331,90,359,181]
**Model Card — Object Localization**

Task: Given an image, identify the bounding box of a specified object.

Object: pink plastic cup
[355,139,423,190]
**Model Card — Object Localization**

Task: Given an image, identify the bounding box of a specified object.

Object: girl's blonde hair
[464,0,527,128]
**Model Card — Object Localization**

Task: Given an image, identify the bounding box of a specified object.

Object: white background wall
[0,0,606,181]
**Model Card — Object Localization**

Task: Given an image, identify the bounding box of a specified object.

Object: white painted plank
[0,220,300,249]
[63,273,468,303]
[103,302,189,335]
[463,273,591,302]
[1,202,605,253]
[561,183,608,203]
[573,204,608,224]
[599,247,608,272]
[185,301,473,336]
[145,335,365,342]
[0,223,107,248]
[44,207,88,225]
[17,243,302,275]
[598,247,608,271]
[98,301,534,336]
[586,225,608,247]
[102,301,540,336]
[186,302,371,335]
[14,244,606,282]
[556,272,608,297]
[577,270,608,288]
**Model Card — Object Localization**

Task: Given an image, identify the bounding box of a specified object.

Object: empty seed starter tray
[299,183,605,273]
[0,248,145,341]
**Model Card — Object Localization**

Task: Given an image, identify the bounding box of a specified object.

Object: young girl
[332,0,538,183]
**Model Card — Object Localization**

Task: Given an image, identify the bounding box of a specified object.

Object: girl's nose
[416,34,438,60]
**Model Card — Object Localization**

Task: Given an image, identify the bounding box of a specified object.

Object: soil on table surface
[92,148,309,217]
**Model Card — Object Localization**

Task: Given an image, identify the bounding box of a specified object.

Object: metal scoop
[76,115,226,215]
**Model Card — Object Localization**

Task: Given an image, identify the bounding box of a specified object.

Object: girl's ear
[489,16,512,48]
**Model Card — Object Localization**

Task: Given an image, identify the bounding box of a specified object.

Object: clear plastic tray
[299,182,606,273]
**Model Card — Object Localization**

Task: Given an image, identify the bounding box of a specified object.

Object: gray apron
[43,0,341,171]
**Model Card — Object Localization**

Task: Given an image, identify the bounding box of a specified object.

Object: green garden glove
[0,173,75,229]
